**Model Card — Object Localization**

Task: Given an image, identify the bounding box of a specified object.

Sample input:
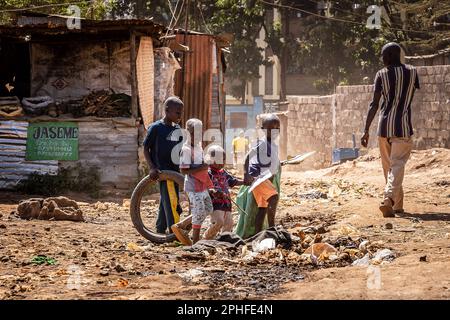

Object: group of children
[143,96,281,245]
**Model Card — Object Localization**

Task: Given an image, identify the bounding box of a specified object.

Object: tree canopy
[0,0,448,97]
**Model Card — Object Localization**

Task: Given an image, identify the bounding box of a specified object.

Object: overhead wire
[258,0,445,35]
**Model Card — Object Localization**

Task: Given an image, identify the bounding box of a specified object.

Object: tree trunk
[279,7,289,102]
[240,81,246,105]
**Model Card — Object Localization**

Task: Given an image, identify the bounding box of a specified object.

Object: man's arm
[143,127,160,180]
[243,148,256,185]
[180,164,209,175]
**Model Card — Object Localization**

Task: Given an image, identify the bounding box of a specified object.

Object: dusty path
[0,148,449,300]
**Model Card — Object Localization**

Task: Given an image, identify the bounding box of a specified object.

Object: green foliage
[16,164,101,198]
[0,0,118,23]
[31,255,57,265]
[205,0,265,102]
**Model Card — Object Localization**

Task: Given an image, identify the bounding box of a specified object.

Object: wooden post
[130,29,138,119]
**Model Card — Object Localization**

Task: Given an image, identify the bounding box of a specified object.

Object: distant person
[232,130,248,174]
[143,96,184,234]
[361,42,420,217]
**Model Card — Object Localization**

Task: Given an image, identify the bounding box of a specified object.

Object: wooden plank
[136,36,155,128]
[130,30,139,119]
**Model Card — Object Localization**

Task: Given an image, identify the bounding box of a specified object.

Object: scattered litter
[100,269,109,276]
[358,240,370,253]
[122,199,131,208]
[178,268,204,283]
[94,202,109,211]
[116,278,129,288]
[127,242,144,251]
[352,253,371,266]
[373,249,395,263]
[304,243,337,257]
[327,185,342,199]
[252,238,276,252]
[335,224,360,237]
[298,190,327,199]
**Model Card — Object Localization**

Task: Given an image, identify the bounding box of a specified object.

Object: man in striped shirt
[361,42,420,217]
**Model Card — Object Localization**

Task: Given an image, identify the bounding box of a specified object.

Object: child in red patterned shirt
[203,145,243,239]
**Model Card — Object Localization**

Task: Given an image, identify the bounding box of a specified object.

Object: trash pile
[80,90,131,118]
[0,90,131,119]
[281,179,378,208]
[178,224,396,269]
[22,96,54,116]
[16,196,84,222]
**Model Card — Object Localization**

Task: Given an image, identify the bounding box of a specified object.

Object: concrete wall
[287,95,334,169]
[31,41,131,100]
[287,65,450,169]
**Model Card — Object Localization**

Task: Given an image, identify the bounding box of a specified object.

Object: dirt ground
[1,148,449,300]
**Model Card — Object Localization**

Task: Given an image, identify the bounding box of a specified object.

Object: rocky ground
[0,148,449,300]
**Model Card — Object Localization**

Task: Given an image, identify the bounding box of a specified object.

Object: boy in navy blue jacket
[143,96,184,234]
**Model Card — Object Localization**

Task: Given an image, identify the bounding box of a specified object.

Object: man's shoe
[171,224,192,246]
[394,209,405,214]
[379,198,395,218]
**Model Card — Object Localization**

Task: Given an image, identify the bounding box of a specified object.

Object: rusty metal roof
[0,14,166,38]
[174,34,214,130]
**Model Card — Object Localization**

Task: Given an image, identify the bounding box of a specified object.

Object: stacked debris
[22,96,54,116]
[176,223,396,271]
[16,196,84,222]
[81,90,131,118]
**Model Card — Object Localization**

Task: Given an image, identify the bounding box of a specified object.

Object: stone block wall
[287,95,333,169]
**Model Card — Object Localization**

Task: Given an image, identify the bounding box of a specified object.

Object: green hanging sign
[26,122,79,161]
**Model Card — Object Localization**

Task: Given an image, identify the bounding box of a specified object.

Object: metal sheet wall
[175,34,213,129]
[0,120,58,189]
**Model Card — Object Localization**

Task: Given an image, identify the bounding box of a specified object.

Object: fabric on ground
[234,167,281,239]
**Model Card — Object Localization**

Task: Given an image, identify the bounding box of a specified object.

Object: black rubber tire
[130,170,185,243]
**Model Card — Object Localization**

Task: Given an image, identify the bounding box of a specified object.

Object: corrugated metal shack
[171,31,228,135]
[0,14,164,190]
[0,14,230,192]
